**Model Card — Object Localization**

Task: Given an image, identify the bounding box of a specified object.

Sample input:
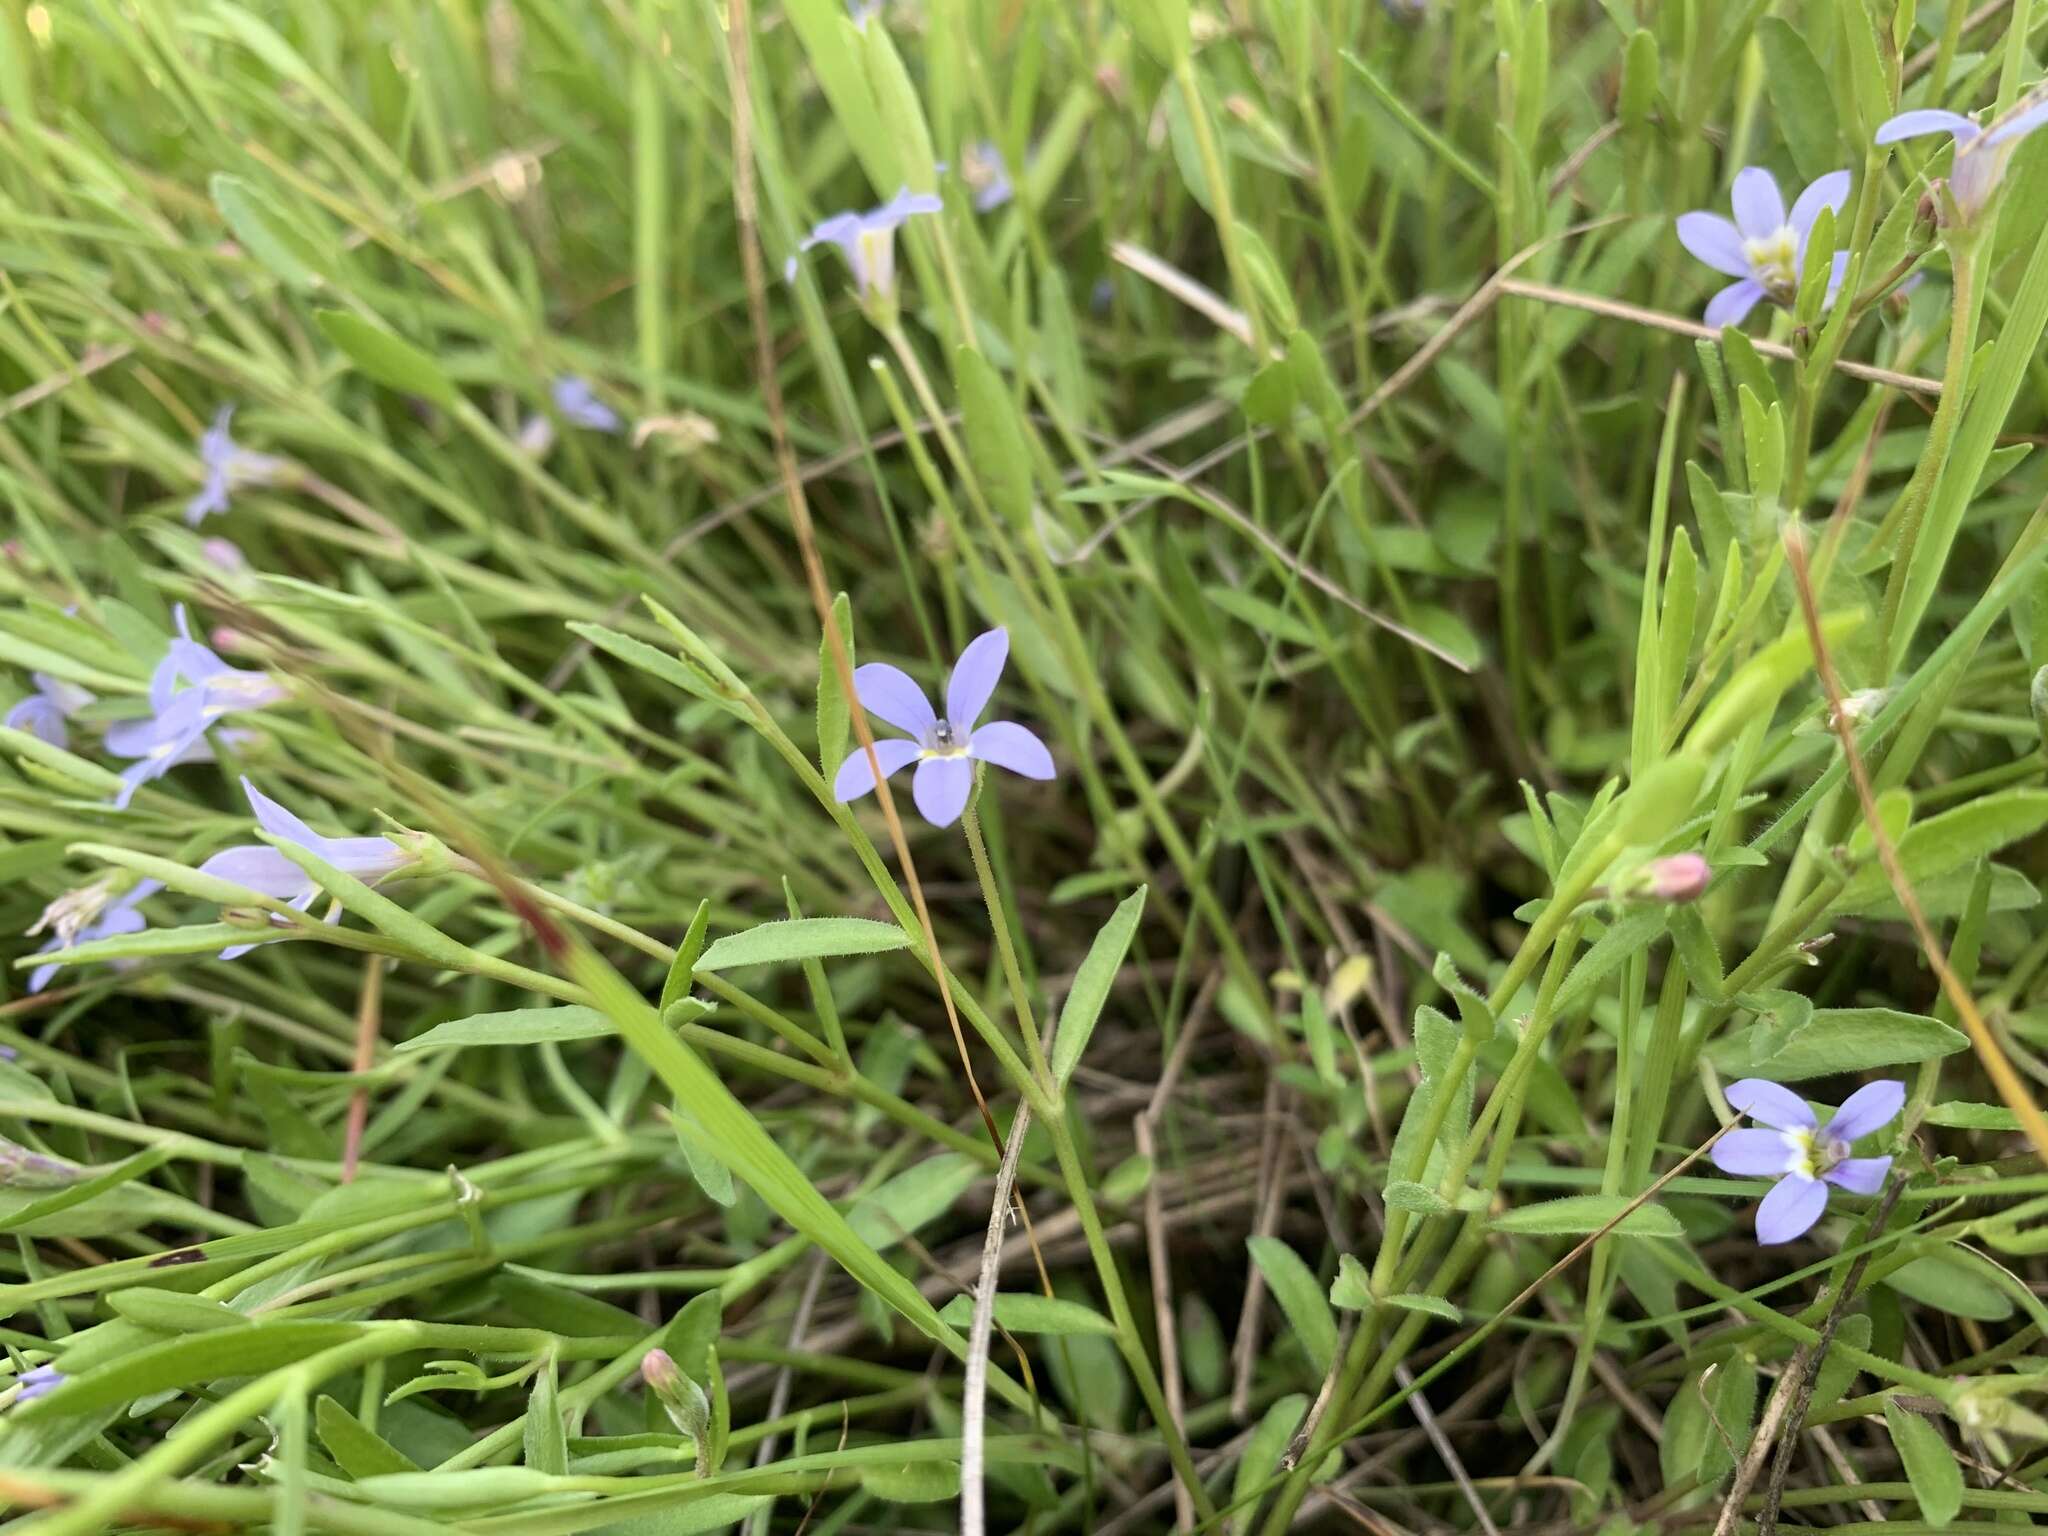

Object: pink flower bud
[1646,853,1710,903]
[641,1348,679,1393]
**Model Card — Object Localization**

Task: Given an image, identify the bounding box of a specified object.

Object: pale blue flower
[552,376,623,433]
[4,674,93,751]
[1877,89,2048,223]
[962,142,1013,212]
[14,1365,62,1403]
[1712,1078,1902,1244]
[833,628,1053,829]
[1676,167,1852,327]
[785,189,943,299]
[198,778,409,958]
[186,406,287,526]
[24,879,161,993]
[104,607,285,808]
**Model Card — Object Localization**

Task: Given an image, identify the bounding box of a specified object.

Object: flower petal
[4,695,67,750]
[945,628,1009,731]
[1754,1172,1829,1245]
[1824,249,1851,307]
[196,845,314,901]
[1725,1078,1817,1131]
[1787,170,1852,242]
[1703,278,1768,329]
[851,663,937,739]
[1987,96,2048,146]
[322,837,409,879]
[1711,1128,1802,1178]
[833,738,923,801]
[242,778,326,854]
[1674,212,1751,277]
[968,720,1054,780]
[911,755,973,828]
[1826,1079,1906,1143]
[1876,108,1980,145]
[1730,166,1786,242]
[1823,1156,1891,1196]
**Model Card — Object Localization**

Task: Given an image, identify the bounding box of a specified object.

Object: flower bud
[1644,853,1711,904]
[14,1365,63,1403]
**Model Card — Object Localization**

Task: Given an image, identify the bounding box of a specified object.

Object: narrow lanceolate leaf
[1050,887,1146,1092]
[1246,1236,1338,1375]
[936,1293,1118,1336]
[693,917,912,973]
[394,1007,614,1053]
[1489,1196,1683,1238]
[315,310,455,408]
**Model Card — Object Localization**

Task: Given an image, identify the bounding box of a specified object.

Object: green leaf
[315,1395,420,1478]
[210,173,327,290]
[567,622,746,719]
[846,1155,978,1250]
[1883,1251,2015,1321]
[1836,790,2048,908]
[1884,1398,1963,1526]
[1246,1236,1338,1375]
[817,593,854,777]
[1235,1395,1308,1525]
[1050,888,1147,1091]
[936,1293,1117,1336]
[954,348,1034,529]
[350,1468,560,1511]
[1757,19,1839,183]
[1243,358,1298,428]
[1807,1313,1870,1420]
[395,1007,614,1054]
[1686,611,1865,755]
[22,1322,366,1421]
[861,1458,961,1503]
[315,310,455,408]
[1923,1101,2022,1131]
[1383,1180,1451,1215]
[524,1354,567,1476]
[1384,1292,1460,1322]
[660,901,712,1015]
[1330,1253,1372,1311]
[694,918,911,974]
[105,1288,243,1334]
[1489,1196,1682,1238]
[1706,1007,1967,1081]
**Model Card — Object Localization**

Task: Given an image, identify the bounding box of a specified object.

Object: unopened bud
[642,1348,680,1394]
[1644,853,1711,903]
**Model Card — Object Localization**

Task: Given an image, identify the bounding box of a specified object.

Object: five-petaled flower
[23,877,161,993]
[1712,1077,1903,1244]
[105,607,287,808]
[4,674,93,751]
[186,406,288,526]
[785,189,943,302]
[198,778,412,958]
[1876,88,2048,225]
[833,628,1054,829]
[1676,167,1852,328]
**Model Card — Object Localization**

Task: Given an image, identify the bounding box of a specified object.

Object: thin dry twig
[1784,522,2048,1164]
[961,1105,1033,1536]
[1499,280,1945,395]
[338,954,384,1183]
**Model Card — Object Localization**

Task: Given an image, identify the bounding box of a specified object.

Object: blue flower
[186,406,287,526]
[833,628,1054,829]
[551,376,623,433]
[104,607,285,808]
[198,778,410,958]
[1712,1078,1903,1244]
[962,142,1014,213]
[4,674,93,751]
[24,878,161,993]
[13,1365,62,1404]
[1877,88,2048,224]
[786,189,943,300]
[1676,167,1852,327]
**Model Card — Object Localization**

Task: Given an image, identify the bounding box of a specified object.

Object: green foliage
[1,1,2045,1530]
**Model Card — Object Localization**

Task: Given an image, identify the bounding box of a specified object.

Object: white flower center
[1780,1127,1846,1180]
[923,719,970,759]
[1744,227,1800,300]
